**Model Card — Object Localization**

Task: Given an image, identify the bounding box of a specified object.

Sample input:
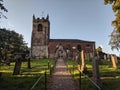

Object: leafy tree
[0,0,7,77]
[0,0,8,18]
[104,0,120,50]
[109,29,120,50]
[96,46,103,57]
[0,29,30,75]
[0,28,28,61]
[96,46,103,52]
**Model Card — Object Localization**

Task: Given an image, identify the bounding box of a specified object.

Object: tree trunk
[28,58,31,69]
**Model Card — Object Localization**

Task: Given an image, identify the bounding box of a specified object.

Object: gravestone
[111,55,117,69]
[107,54,110,61]
[92,56,102,88]
[75,50,80,62]
[77,50,87,73]
[104,55,107,60]
[81,50,86,72]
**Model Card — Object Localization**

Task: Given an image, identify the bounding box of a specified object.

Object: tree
[0,29,29,75]
[0,0,8,18]
[0,0,7,77]
[0,28,28,61]
[109,29,120,50]
[96,46,103,53]
[104,0,120,50]
[96,46,103,57]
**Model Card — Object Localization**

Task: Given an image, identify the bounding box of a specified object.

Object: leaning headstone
[92,56,102,88]
[81,50,87,73]
[111,55,117,70]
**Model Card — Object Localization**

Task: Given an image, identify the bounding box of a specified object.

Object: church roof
[49,39,95,43]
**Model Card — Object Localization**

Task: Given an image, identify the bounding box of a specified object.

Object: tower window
[37,24,42,31]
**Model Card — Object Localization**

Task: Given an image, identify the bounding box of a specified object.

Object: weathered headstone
[85,53,90,61]
[75,50,80,62]
[104,55,107,60]
[92,56,102,88]
[107,54,110,61]
[111,55,117,70]
[81,50,86,72]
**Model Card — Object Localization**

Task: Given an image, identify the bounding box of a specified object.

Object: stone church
[31,15,95,59]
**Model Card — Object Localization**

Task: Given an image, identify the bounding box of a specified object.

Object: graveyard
[0,59,55,90]
[0,56,120,90]
[1,0,120,90]
[67,58,120,90]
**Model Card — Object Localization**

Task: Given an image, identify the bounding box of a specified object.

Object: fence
[30,73,46,90]
[30,60,55,90]
[79,71,101,90]
[68,63,101,90]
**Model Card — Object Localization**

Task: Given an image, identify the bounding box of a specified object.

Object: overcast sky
[1,0,120,56]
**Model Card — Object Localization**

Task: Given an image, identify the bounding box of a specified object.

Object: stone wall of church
[32,46,48,58]
[48,40,95,59]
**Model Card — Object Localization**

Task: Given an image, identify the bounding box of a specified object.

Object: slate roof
[49,39,95,43]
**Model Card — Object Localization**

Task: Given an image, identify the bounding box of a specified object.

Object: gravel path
[48,59,76,90]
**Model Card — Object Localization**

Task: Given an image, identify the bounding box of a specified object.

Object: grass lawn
[66,59,120,90]
[0,58,55,90]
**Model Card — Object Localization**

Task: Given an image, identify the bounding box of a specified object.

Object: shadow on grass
[0,72,46,90]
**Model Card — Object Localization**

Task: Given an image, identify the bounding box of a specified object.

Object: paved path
[48,59,76,90]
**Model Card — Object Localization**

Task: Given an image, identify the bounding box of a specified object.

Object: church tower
[31,14,50,58]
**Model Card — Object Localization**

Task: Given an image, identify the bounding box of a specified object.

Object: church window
[86,44,90,48]
[77,44,81,51]
[37,24,42,31]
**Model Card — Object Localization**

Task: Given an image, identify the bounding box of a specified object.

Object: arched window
[37,24,42,31]
[77,44,81,52]
[66,44,71,50]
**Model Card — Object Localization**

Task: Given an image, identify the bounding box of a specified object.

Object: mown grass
[66,59,120,90]
[0,58,55,90]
